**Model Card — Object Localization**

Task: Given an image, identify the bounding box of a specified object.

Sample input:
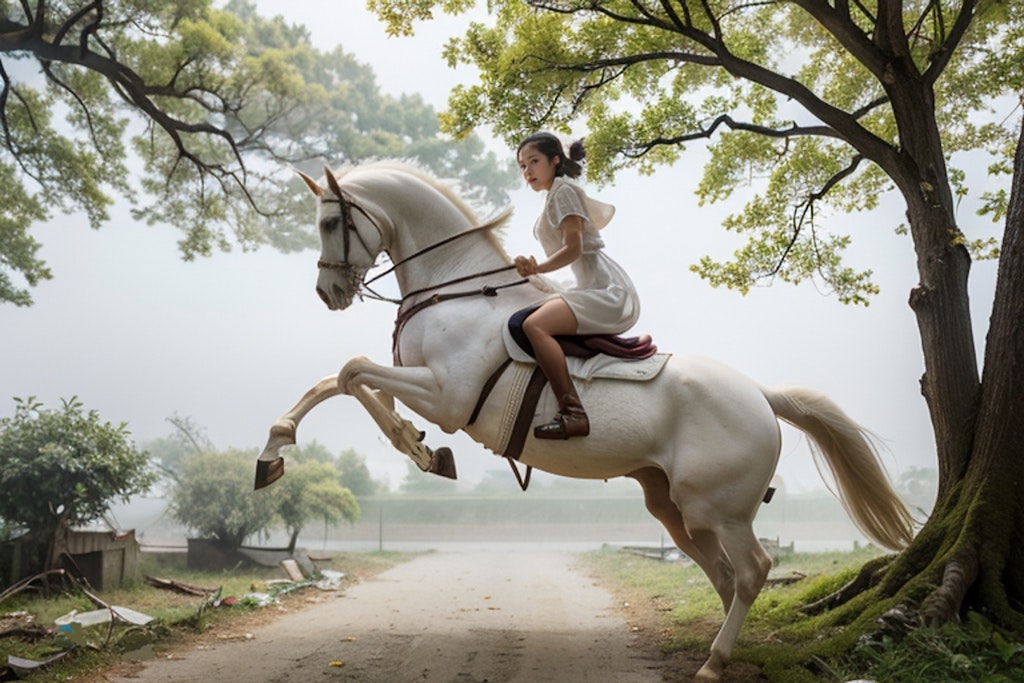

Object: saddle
[506,305,658,361]
[469,308,661,491]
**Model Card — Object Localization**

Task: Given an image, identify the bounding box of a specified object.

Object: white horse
[254,161,913,682]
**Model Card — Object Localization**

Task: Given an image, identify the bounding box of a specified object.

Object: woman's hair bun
[568,139,587,162]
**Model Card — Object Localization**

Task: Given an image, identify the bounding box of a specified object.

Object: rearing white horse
[254,161,913,682]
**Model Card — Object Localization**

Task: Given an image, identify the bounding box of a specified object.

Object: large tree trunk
[859,120,1024,632]
[879,49,980,504]
[913,119,1024,628]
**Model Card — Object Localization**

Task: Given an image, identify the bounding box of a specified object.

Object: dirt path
[104,548,666,682]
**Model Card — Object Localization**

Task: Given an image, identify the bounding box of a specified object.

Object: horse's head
[297,167,389,310]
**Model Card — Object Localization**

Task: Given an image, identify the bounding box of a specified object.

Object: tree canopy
[0,396,155,566]
[274,458,360,553]
[170,442,364,552]
[171,448,277,548]
[0,0,516,306]
[373,0,1018,304]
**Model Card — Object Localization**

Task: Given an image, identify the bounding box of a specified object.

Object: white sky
[0,2,1003,494]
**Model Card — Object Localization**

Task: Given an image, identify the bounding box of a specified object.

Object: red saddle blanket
[506,305,658,360]
[557,333,658,360]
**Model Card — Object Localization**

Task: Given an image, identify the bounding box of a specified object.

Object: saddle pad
[571,350,671,382]
[501,324,670,382]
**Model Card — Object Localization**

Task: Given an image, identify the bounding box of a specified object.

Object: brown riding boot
[535,392,590,439]
[529,325,591,440]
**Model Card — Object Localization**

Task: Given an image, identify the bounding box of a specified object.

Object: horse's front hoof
[427,447,457,480]
[254,457,285,490]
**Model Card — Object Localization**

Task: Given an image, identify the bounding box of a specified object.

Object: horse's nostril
[316,287,330,306]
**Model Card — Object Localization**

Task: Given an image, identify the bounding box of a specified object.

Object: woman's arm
[515,215,584,276]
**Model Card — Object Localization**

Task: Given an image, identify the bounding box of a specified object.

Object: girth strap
[468,358,513,426]
[468,358,546,491]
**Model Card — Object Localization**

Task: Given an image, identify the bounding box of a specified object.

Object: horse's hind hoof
[427,447,457,480]
[254,457,285,490]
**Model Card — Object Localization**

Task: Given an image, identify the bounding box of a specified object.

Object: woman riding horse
[513,133,641,440]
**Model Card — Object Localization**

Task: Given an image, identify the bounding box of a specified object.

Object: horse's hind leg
[348,383,456,479]
[628,467,735,613]
[690,523,773,682]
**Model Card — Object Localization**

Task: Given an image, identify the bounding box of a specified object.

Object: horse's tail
[762,386,915,551]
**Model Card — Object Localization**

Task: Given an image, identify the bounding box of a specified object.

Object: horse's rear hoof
[254,457,285,490]
[428,447,457,480]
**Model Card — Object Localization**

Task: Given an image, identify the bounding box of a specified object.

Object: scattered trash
[241,592,275,608]
[54,605,154,628]
[3,556,338,679]
[315,570,346,591]
[7,651,69,675]
[145,576,218,597]
[280,559,305,582]
[0,611,47,640]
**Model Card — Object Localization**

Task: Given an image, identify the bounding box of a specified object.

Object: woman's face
[518,143,559,192]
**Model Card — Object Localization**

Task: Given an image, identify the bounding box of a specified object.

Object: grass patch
[0,550,413,682]
[824,611,1024,683]
[581,544,1022,682]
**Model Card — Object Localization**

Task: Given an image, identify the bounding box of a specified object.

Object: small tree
[171,449,276,550]
[275,460,360,553]
[0,397,155,571]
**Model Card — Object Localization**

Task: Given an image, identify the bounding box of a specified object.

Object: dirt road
[106,547,666,682]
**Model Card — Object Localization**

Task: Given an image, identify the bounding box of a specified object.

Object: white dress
[532,177,640,335]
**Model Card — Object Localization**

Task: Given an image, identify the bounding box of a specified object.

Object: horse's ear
[295,169,323,196]
[324,166,344,199]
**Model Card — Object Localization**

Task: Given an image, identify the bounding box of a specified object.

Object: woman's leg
[522,299,590,438]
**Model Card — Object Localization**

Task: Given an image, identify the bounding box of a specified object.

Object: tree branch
[778,154,865,279]
[0,58,10,148]
[790,0,888,79]
[923,0,977,85]
[621,114,842,158]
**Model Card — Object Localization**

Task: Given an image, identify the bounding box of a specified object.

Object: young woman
[514,133,641,439]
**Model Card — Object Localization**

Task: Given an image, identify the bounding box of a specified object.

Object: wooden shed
[61,521,140,590]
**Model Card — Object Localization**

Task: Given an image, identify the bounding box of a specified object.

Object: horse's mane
[329,160,513,260]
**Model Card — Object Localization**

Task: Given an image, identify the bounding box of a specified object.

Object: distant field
[123,494,876,553]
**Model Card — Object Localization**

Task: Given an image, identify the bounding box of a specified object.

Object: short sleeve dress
[532,177,640,335]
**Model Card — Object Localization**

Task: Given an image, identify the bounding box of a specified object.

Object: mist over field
[109,478,924,555]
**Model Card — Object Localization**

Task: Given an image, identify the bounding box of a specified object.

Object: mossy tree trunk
[826,120,1024,633]
[907,120,1024,630]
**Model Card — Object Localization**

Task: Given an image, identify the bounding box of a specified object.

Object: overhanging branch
[621,114,841,158]
[522,0,898,168]
[778,154,865,278]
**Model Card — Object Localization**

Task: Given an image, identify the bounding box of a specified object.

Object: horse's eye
[321,216,341,233]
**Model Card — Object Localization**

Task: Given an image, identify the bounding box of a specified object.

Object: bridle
[316,189,527,309]
[317,189,530,365]
[316,192,395,303]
